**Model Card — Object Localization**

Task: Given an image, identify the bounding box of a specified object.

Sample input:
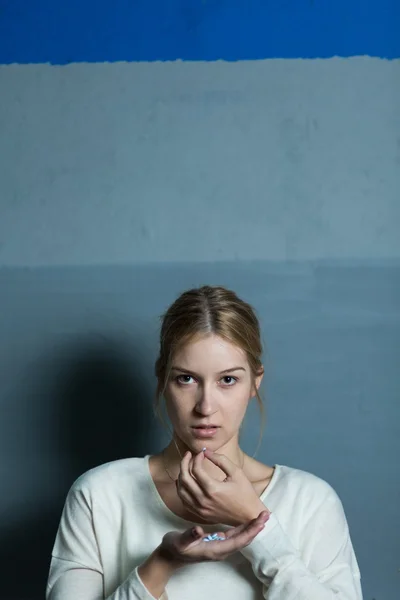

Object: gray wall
[1,59,399,266]
[0,56,399,600]
[0,261,399,599]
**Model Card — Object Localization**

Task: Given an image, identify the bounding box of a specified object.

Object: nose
[194,383,217,416]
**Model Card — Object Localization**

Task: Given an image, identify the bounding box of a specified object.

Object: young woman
[46,286,363,599]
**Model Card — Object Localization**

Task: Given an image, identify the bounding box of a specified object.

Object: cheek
[222,388,250,419]
[234,399,250,420]
[164,388,192,421]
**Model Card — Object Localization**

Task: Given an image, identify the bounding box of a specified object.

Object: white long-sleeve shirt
[46,455,363,599]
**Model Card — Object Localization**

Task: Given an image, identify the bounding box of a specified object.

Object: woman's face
[164,333,263,453]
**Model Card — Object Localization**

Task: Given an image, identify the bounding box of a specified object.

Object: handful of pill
[202,533,226,542]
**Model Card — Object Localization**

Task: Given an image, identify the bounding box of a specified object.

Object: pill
[202,533,226,541]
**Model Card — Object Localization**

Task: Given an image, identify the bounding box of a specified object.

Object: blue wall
[0,0,399,64]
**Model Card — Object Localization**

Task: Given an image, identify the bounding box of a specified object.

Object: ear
[252,367,264,396]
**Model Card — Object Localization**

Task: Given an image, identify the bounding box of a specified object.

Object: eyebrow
[171,366,246,376]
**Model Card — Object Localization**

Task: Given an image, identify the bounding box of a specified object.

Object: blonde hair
[154,285,266,457]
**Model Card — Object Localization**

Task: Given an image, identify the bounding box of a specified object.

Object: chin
[175,428,230,455]
[189,438,225,454]
[178,433,217,453]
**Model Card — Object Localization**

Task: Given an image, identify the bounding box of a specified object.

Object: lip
[191,425,220,438]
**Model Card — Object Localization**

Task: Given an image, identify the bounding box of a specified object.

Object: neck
[163,435,245,481]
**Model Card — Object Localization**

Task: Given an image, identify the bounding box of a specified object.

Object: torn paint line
[0,0,399,64]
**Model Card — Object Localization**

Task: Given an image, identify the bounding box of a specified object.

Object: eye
[220,376,238,386]
[176,374,195,385]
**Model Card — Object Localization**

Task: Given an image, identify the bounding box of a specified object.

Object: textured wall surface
[0,2,399,599]
[1,58,399,267]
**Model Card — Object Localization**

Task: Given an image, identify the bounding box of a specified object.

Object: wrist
[240,501,270,524]
[156,544,186,571]
[137,546,183,598]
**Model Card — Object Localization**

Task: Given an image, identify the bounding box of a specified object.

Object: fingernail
[192,527,200,539]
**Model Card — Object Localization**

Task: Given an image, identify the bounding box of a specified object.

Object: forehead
[172,334,247,368]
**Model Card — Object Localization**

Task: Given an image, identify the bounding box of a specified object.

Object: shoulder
[274,464,345,512]
[268,464,351,545]
[68,456,149,509]
[269,466,357,569]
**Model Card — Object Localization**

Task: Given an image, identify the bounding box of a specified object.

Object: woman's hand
[176,449,270,526]
[160,510,270,565]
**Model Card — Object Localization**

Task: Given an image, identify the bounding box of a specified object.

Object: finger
[187,452,196,478]
[188,451,202,480]
[179,451,196,482]
[178,451,194,487]
[179,451,206,498]
[203,524,263,555]
[190,451,221,492]
[179,525,205,548]
[176,481,202,513]
[202,450,237,479]
[180,450,192,473]
[220,517,266,552]
[236,511,269,542]
[224,511,270,540]
[223,521,251,539]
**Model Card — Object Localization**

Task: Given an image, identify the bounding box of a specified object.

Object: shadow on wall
[0,336,155,600]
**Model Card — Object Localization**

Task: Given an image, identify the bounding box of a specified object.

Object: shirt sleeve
[46,482,161,600]
[240,493,363,599]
